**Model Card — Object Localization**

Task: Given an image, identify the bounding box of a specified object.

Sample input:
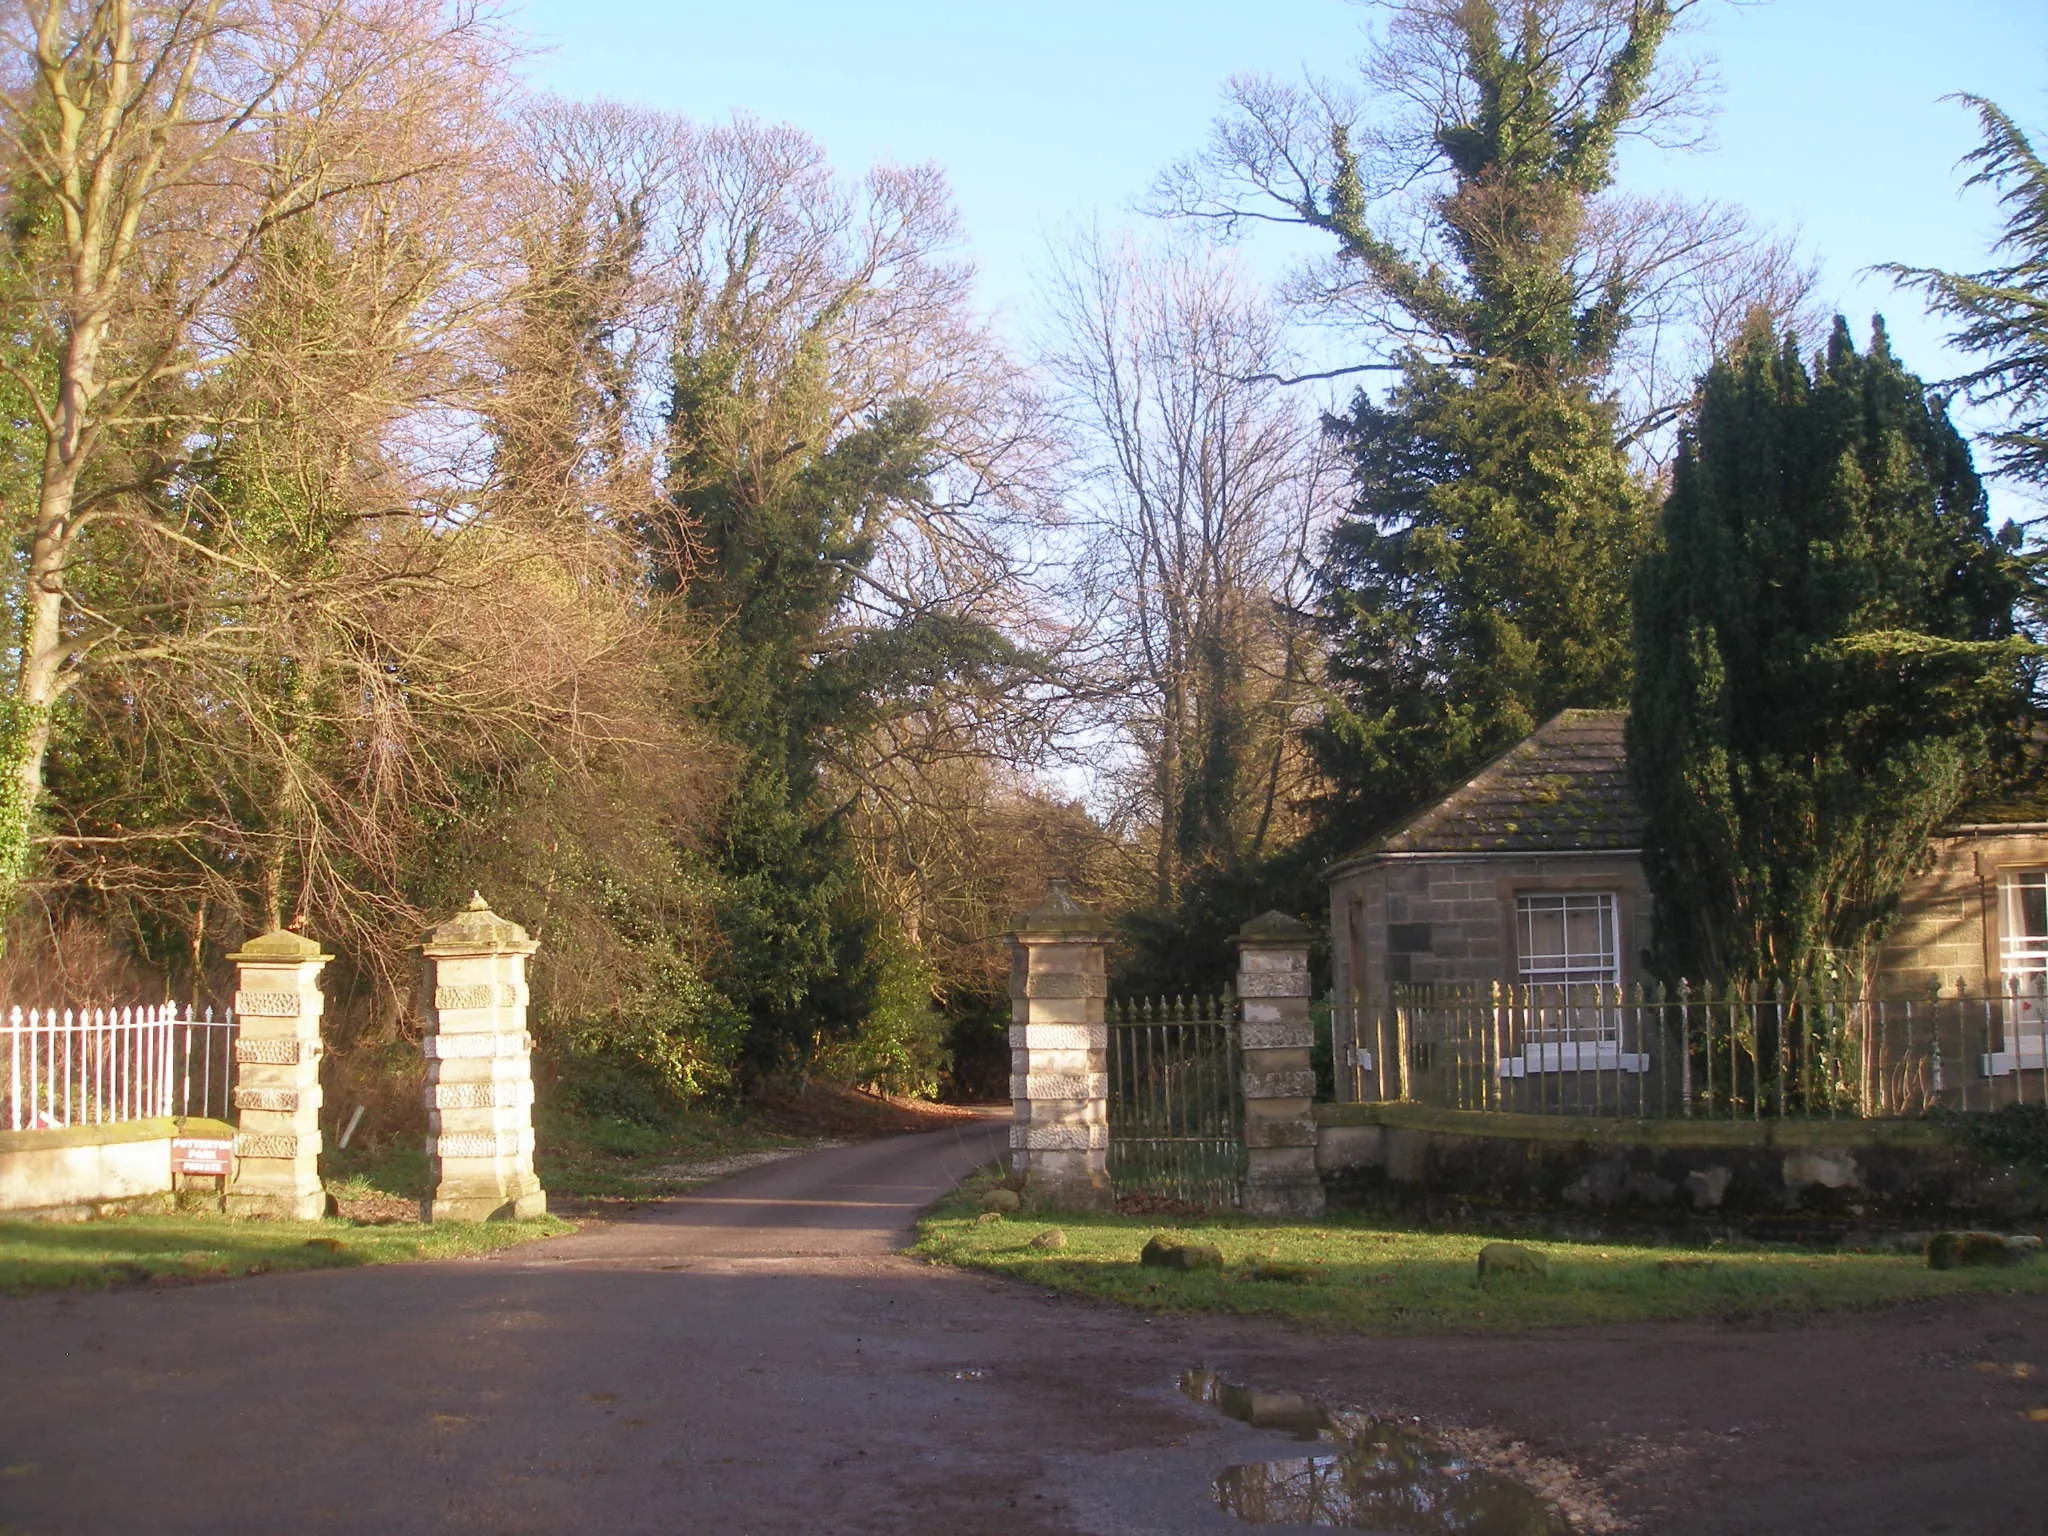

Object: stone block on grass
[1927,1231,2030,1270]
[1247,1259,1317,1284]
[1476,1241,1550,1280]
[1141,1235,1223,1271]
[1029,1228,1068,1250]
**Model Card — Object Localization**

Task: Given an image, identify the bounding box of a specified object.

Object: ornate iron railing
[1329,979,2048,1118]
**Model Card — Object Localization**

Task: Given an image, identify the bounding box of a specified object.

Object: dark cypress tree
[1317,371,1645,844]
[1884,97,2048,489]
[1630,317,2032,990]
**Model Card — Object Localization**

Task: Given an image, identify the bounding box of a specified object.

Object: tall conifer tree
[1630,318,2031,989]
[1309,1,1672,851]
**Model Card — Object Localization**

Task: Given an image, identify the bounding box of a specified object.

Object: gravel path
[3,1114,2044,1534]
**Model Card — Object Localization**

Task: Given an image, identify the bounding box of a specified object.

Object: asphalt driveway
[3,1118,2045,1534]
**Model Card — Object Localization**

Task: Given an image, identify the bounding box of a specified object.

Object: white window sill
[1498,1044,1650,1077]
[1981,1038,2048,1076]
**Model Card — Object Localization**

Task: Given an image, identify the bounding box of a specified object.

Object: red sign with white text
[172,1138,233,1176]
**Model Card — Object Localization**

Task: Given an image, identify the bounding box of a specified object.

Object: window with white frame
[1517,892,1619,1000]
[1504,891,1646,1075]
[1993,870,2048,1074]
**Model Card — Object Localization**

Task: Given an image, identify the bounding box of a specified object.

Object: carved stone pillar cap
[227,928,333,966]
[1012,879,1110,940]
[1232,910,1313,947]
[423,892,539,956]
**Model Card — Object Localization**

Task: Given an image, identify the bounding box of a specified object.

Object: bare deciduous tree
[0,0,514,927]
[1044,230,1337,906]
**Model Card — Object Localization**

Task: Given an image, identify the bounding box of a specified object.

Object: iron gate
[1107,995,1245,1207]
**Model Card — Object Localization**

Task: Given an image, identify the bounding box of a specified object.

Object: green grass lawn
[914,1177,2048,1335]
[0,1207,569,1296]
[529,1104,808,1202]
[315,1104,810,1211]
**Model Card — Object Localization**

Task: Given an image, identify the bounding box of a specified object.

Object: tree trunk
[0,410,88,935]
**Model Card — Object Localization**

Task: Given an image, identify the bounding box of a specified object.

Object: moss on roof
[1331,710,2048,876]
[1337,710,1643,864]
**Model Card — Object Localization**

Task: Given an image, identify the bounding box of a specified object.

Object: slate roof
[1331,710,1643,869]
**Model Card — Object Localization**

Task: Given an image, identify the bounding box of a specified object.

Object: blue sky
[510,0,2048,511]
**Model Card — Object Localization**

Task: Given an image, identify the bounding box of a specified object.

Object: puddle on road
[1179,1370,1569,1534]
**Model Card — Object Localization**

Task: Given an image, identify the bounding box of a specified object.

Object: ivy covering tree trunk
[1306,1,1678,852]
[1630,317,2034,990]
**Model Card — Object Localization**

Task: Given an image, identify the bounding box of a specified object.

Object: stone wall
[1870,827,2048,995]
[1316,1103,2048,1230]
[0,1117,234,1218]
[1329,854,1655,1019]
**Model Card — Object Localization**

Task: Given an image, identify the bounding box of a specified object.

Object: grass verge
[325,1084,981,1212]
[533,1104,808,1203]
[913,1176,2048,1335]
[0,1208,569,1296]
[317,1105,809,1211]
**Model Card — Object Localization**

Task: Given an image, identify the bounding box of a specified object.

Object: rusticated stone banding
[234,1133,305,1160]
[234,1037,308,1066]
[1239,1020,1314,1050]
[1013,1122,1108,1151]
[434,1131,523,1159]
[430,1081,534,1110]
[1012,1022,1107,1052]
[233,1087,301,1113]
[233,990,306,1018]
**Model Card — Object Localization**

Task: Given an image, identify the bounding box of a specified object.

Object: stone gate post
[420,894,546,1222]
[1234,911,1326,1218]
[1008,882,1113,1210]
[225,929,332,1219]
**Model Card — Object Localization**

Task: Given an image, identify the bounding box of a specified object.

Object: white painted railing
[2,1004,237,1132]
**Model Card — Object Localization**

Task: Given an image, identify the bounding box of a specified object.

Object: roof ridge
[1328,709,1641,871]
[1382,721,1554,853]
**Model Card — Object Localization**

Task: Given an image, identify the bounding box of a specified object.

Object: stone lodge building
[1325,710,2048,1085]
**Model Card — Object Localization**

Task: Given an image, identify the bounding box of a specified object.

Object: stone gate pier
[1008,883,1113,1210]
[420,895,545,1222]
[225,929,332,1219]
[1234,911,1326,1217]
